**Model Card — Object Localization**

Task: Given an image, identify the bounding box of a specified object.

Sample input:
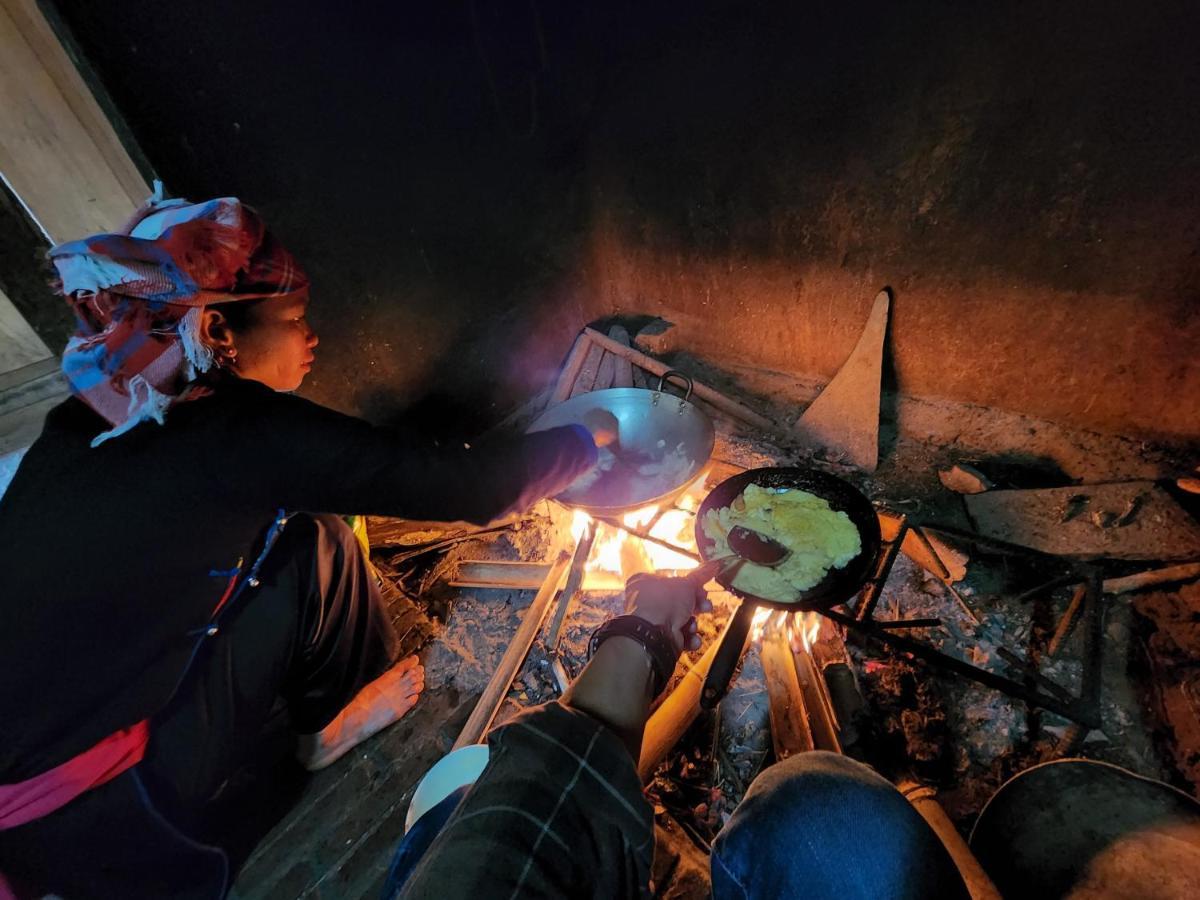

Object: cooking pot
[527,372,715,516]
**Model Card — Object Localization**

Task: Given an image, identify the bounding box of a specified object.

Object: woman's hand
[580,408,619,448]
[624,573,713,653]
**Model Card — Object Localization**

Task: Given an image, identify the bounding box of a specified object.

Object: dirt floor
[230,369,1198,899]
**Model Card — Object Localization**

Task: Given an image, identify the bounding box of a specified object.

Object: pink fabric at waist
[0,720,149,831]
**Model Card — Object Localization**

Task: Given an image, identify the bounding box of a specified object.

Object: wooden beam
[0,0,149,240]
[0,285,50,377]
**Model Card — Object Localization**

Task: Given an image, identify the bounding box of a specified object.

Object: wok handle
[656,369,694,403]
[700,601,757,710]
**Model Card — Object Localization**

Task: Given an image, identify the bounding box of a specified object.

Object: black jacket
[0,379,594,782]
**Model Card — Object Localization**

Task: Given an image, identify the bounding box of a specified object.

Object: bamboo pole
[761,628,815,758]
[452,550,573,750]
[582,327,777,431]
[899,782,1003,900]
[638,615,736,782]
[792,643,842,753]
[542,521,597,652]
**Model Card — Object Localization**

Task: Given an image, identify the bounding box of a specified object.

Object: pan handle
[700,600,757,710]
[656,370,694,403]
[686,555,742,586]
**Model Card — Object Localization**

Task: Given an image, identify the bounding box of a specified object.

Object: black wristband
[588,615,680,697]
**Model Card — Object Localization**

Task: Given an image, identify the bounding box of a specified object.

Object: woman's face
[209,294,319,391]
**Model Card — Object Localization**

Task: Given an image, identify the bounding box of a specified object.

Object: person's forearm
[252,391,597,522]
[562,636,655,758]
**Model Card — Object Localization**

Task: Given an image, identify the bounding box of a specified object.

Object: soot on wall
[53,1,1200,440]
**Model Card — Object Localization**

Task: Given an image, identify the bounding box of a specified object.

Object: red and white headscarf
[49,192,308,445]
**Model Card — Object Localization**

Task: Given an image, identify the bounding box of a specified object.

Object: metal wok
[527,372,715,516]
[693,467,882,708]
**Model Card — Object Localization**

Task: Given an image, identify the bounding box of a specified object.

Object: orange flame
[572,475,709,580]
[788,611,822,653]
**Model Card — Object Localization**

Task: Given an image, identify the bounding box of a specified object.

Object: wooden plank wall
[0,285,50,376]
[0,0,148,243]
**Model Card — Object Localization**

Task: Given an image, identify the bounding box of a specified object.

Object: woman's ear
[200,308,236,360]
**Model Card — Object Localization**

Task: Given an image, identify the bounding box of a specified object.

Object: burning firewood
[760,618,815,758]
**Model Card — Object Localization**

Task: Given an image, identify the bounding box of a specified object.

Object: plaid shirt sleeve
[398,702,655,899]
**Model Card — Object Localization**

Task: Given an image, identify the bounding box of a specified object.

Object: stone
[966,482,1200,560]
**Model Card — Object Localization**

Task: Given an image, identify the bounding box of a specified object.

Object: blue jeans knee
[711,752,968,900]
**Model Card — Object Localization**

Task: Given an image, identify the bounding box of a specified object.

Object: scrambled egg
[701,484,861,602]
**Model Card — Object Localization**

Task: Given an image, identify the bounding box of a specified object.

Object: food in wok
[568,440,698,507]
[701,483,862,602]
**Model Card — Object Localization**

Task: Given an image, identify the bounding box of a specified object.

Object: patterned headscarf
[49,193,308,446]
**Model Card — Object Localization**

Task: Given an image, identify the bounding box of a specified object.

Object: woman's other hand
[624,573,713,653]
[580,408,619,448]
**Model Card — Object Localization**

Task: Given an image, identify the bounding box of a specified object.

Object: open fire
[568,476,706,577]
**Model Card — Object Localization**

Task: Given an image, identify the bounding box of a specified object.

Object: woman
[0,196,608,898]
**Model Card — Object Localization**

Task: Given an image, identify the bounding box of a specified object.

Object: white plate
[404,744,490,833]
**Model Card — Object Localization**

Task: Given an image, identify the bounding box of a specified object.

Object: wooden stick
[542,521,598,652]
[451,560,624,592]
[582,327,777,431]
[1046,584,1088,658]
[943,581,981,626]
[761,628,815,758]
[637,618,731,781]
[550,334,594,404]
[1102,562,1200,594]
[452,550,573,750]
